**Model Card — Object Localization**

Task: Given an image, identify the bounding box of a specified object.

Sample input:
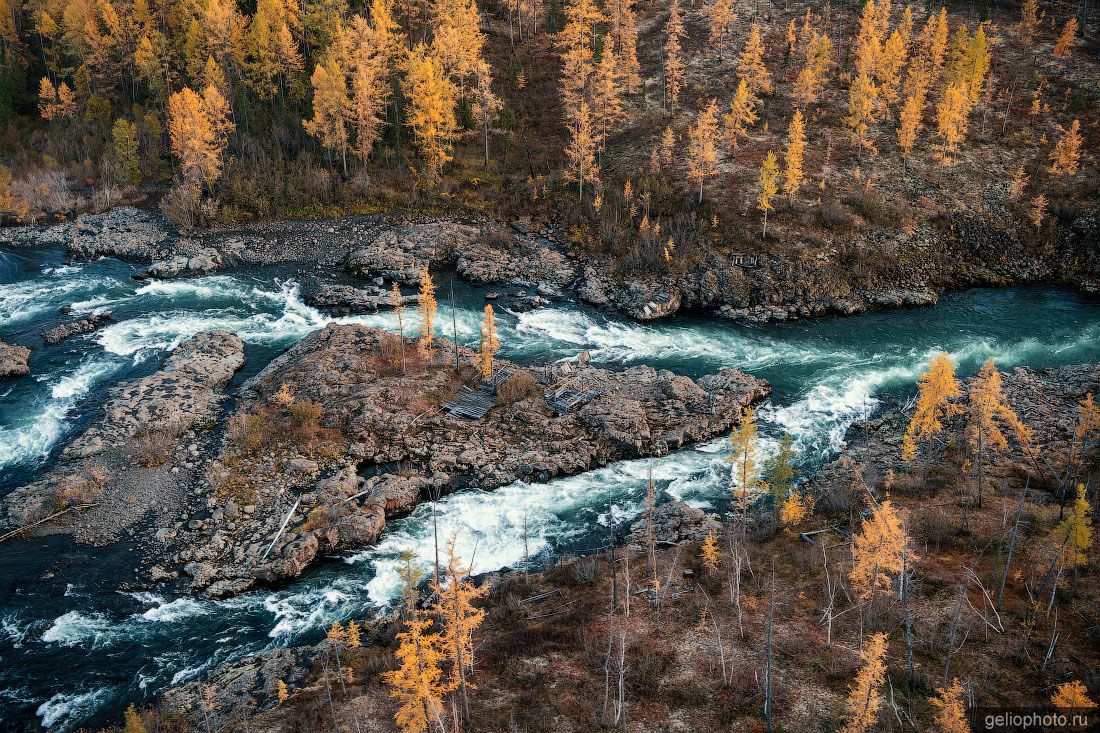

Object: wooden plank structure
[546,387,598,414]
[442,368,514,420]
[730,252,760,267]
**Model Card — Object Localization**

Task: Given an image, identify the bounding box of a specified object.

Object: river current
[2,243,1100,730]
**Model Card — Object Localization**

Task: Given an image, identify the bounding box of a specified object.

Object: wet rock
[42,311,112,345]
[305,283,418,314]
[135,247,226,280]
[578,268,682,320]
[0,340,31,378]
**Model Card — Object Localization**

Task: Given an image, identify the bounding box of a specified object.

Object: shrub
[497,370,541,405]
[289,401,324,444]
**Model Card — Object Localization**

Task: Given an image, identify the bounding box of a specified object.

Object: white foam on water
[513,307,849,370]
[265,586,357,639]
[1,614,30,648]
[132,595,211,624]
[98,277,485,361]
[0,275,123,328]
[36,686,115,730]
[0,357,121,470]
[40,611,120,649]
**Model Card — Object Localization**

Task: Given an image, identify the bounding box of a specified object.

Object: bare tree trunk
[997,480,1028,610]
[942,581,967,689]
[764,568,776,733]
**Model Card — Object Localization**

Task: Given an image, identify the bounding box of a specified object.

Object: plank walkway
[442,368,515,420]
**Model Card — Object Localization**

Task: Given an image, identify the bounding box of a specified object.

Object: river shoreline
[2,205,1097,327]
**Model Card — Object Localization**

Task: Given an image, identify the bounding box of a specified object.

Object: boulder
[0,340,30,378]
[629,501,723,547]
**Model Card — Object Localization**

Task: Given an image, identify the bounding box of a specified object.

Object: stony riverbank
[2,206,1097,326]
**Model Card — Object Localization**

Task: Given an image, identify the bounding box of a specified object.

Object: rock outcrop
[305,283,418,314]
[166,323,769,594]
[42,311,112,345]
[135,248,229,280]
[1,332,246,545]
[456,229,577,289]
[0,339,31,378]
[345,222,479,283]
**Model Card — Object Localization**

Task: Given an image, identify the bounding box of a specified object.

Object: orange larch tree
[663,0,685,111]
[737,21,771,98]
[840,632,889,733]
[687,99,719,203]
[1048,119,1082,182]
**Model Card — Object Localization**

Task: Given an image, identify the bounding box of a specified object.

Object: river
[2,244,1100,730]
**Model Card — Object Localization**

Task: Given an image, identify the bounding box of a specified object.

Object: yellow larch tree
[1056,484,1093,574]
[757,151,779,238]
[850,499,909,601]
[277,679,289,703]
[780,491,811,531]
[431,0,485,88]
[700,532,720,573]
[1048,119,1082,182]
[417,267,438,361]
[167,84,235,190]
[966,357,1032,508]
[877,29,907,108]
[854,0,883,79]
[123,704,147,733]
[896,88,923,159]
[723,77,758,148]
[565,101,599,199]
[382,613,450,733]
[591,46,626,154]
[793,32,832,107]
[904,7,947,98]
[38,77,76,120]
[903,352,961,463]
[728,406,765,508]
[1051,681,1097,710]
[606,0,640,91]
[430,537,488,726]
[708,0,736,50]
[557,0,603,118]
[840,632,889,733]
[783,109,806,202]
[474,304,499,379]
[846,73,879,159]
[738,22,771,98]
[392,281,407,373]
[1053,17,1078,58]
[403,46,457,184]
[930,678,969,733]
[663,0,685,111]
[1018,0,1038,47]
[687,99,720,203]
[303,56,350,175]
[935,82,969,164]
[347,619,362,648]
[1028,194,1047,231]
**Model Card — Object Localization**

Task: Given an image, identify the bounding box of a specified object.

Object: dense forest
[0,0,1094,260]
